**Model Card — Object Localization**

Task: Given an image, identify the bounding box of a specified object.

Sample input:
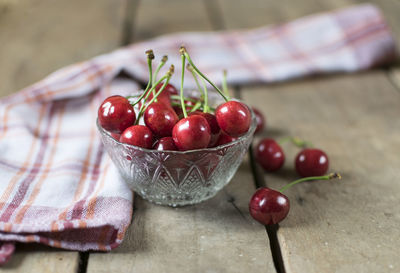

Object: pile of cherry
[98,47,251,152]
[97,47,340,226]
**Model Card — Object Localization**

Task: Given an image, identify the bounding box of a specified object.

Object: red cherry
[98,95,136,134]
[255,138,285,172]
[110,133,121,141]
[215,131,236,147]
[119,125,153,148]
[144,102,179,137]
[249,187,290,225]
[295,148,329,177]
[189,112,221,147]
[252,107,266,134]
[153,137,178,151]
[215,101,251,137]
[158,83,178,96]
[172,115,211,151]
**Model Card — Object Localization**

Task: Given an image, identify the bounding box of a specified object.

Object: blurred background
[0,0,399,97]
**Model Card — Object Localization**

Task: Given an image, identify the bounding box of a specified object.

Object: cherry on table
[295,148,329,177]
[153,137,178,151]
[255,138,285,172]
[215,101,251,137]
[249,187,290,225]
[252,107,266,134]
[119,125,153,148]
[144,102,179,137]
[189,111,221,147]
[98,95,135,134]
[172,115,211,151]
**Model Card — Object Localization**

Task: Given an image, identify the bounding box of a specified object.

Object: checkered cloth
[0,3,396,264]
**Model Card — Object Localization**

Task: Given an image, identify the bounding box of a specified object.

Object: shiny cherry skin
[119,125,153,148]
[98,95,135,134]
[172,115,211,151]
[144,102,179,137]
[215,131,236,147]
[153,137,178,151]
[252,107,266,134]
[295,148,329,177]
[189,111,221,147]
[216,101,251,137]
[249,187,290,225]
[255,138,285,172]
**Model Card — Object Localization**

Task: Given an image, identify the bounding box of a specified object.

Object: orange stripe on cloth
[86,159,110,219]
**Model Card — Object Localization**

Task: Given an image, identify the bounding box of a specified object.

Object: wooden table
[1,0,399,272]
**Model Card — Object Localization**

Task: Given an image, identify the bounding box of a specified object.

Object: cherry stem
[279,173,342,193]
[170,95,196,103]
[171,101,197,108]
[146,50,155,96]
[190,101,202,113]
[200,77,209,113]
[180,48,188,118]
[222,70,230,100]
[279,136,313,148]
[134,66,174,124]
[153,55,168,85]
[130,51,154,107]
[181,46,229,102]
[187,64,203,93]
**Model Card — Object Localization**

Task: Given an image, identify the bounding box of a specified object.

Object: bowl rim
[97,105,257,154]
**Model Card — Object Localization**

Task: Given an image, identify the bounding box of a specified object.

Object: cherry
[172,115,211,151]
[110,132,121,141]
[249,188,290,225]
[295,148,329,177]
[252,107,266,134]
[215,101,251,137]
[119,125,153,148]
[147,83,178,106]
[189,111,221,147]
[249,173,341,225]
[144,102,179,137]
[255,138,285,172]
[98,95,135,134]
[215,131,236,147]
[153,137,178,151]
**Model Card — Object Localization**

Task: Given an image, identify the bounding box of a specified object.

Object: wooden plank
[87,163,275,273]
[216,0,335,29]
[0,244,79,273]
[132,0,213,41]
[0,0,127,271]
[0,0,126,97]
[242,71,400,272]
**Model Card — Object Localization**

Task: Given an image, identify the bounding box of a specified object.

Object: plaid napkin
[0,4,396,264]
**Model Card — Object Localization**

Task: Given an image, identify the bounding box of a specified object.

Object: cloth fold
[0,3,396,264]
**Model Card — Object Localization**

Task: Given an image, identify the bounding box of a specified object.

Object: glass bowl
[97,92,256,206]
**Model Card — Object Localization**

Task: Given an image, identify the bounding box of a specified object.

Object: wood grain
[0,0,126,97]
[0,244,79,273]
[87,163,275,273]
[132,0,212,41]
[242,71,400,273]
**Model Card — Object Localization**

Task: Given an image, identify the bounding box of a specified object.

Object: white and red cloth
[0,4,396,264]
